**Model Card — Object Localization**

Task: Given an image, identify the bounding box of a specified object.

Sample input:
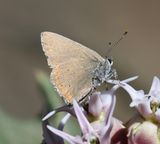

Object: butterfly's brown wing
[41,32,104,104]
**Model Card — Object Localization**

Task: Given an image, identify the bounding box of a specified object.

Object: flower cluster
[42,76,160,144]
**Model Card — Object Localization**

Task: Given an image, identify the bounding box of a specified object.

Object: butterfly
[41,32,117,104]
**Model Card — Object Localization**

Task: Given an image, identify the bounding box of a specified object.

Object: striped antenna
[106,31,128,57]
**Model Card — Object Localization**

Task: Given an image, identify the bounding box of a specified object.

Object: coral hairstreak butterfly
[41,32,127,104]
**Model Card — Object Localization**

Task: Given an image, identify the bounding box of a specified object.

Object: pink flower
[120,76,160,122]
[46,94,116,144]
[42,76,137,144]
[128,121,160,144]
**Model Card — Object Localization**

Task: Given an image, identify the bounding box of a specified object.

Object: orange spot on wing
[53,66,73,104]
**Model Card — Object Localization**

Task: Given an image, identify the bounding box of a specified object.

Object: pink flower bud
[128,121,160,144]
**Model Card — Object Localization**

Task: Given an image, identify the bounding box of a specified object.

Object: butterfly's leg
[110,68,118,79]
[107,79,125,86]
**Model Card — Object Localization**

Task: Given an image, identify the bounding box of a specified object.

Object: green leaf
[35,70,80,139]
[0,110,41,144]
[35,70,64,108]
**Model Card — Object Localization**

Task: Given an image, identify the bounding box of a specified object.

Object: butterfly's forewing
[41,32,104,104]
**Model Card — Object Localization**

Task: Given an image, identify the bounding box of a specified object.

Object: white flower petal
[137,102,152,118]
[89,92,103,117]
[100,95,116,144]
[107,76,138,85]
[149,76,160,96]
[99,90,113,112]
[120,83,143,101]
[122,76,139,83]
[42,110,56,121]
[47,125,82,144]
[73,100,96,136]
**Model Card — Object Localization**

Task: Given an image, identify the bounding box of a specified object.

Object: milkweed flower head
[42,77,138,144]
[119,76,160,144]
[127,121,160,144]
[44,88,122,144]
[42,76,160,144]
[120,76,160,123]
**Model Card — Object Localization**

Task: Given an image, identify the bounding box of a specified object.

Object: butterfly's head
[106,58,113,66]
[104,58,117,80]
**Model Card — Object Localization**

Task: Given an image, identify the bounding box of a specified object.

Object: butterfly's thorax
[92,59,117,87]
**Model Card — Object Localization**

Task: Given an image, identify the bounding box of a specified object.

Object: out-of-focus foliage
[35,70,64,127]
[0,70,80,144]
[35,70,64,108]
[0,110,41,144]
[35,71,80,138]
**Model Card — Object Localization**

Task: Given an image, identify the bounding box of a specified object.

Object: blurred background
[0,0,160,143]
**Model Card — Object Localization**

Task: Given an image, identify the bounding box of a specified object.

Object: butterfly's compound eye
[107,58,113,65]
